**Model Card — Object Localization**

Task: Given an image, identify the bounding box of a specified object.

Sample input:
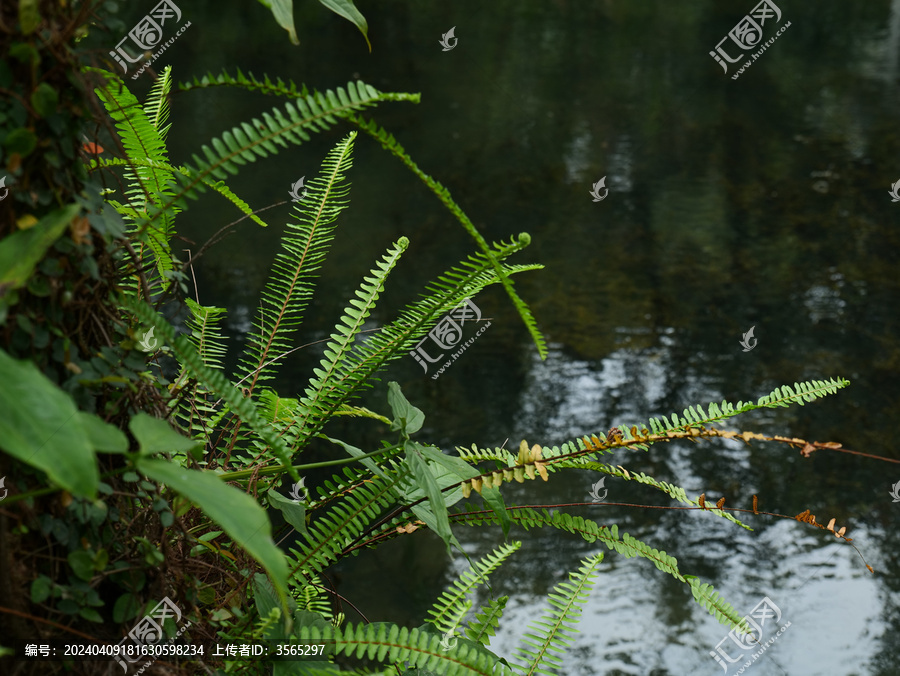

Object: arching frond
[512,553,603,676]
[426,541,521,633]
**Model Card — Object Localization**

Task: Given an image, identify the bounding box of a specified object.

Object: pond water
[123,0,900,673]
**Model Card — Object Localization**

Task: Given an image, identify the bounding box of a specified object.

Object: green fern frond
[178,67,314,99]
[637,378,851,450]
[295,623,515,676]
[134,78,418,234]
[453,507,748,632]
[290,235,538,452]
[183,298,228,370]
[96,157,269,228]
[89,68,179,289]
[331,405,392,425]
[236,133,358,392]
[455,444,517,466]
[292,237,408,442]
[144,65,173,138]
[465,596,508,646]
[426,541,521,633]
[512,553,603,676]
[689,580,751,634]
[289,471,401,579]
[121,295,298,482]
[557,459,751,530]
[348,114,548,360]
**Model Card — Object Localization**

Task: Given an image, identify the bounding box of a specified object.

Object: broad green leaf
[406,446,453,555]
[77,412,128,453]
[0,204,80,301]
[30,82,58,117]
[257,0,298,45]
[30,576,52,603]
[415,443,477,508]
[317,0,370,51]
[322,435,385,478]
[252,572,294,637]
[129,413,202,455]
[0,348,98,498]
[113,593,141,623]
[388,381,424,435]
[266,487,309,537]
[136,458,289,605]
[480,486,511,539]
[3,128,37,156]
[68,551,94,581]
[19,0,41,35]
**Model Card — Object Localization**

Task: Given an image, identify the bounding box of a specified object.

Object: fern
[235,132,358,393]
[177,67,548,360]
[296,623,515,676]
[288,470,402,580]
[453,507,747,631]
[287,236,539,452]
[142,80,417,234]
[637,377,851,451]
[465,596,509,646]
[121,295,299,482]
[512,552,603,676]
[348,114,548,360]
[89,66,180,293]
[426,541,521,633]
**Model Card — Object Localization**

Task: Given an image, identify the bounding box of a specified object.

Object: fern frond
[455,443,516,466]
[290,235,538,451]
[296,623,515,676]
[557,459,751,530]
[637,378,851,451]
[236,133,358,392]
[291,237,408,445]
[512,553,603,676]
[453,508,747,631]
[136,77,418,234]
[121,295,298,482]
[426,541,521,633]
[331,405,392,425]
[144,65,173,139]
[288,471,401,579]
[95,157,269,228]
[179,67,314,99]
[465,596,508,646]
[183,298,228,370]
[89,68,179,289]
[348,114,548,360]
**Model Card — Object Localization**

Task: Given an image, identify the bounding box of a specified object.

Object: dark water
[111,1,900,673]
